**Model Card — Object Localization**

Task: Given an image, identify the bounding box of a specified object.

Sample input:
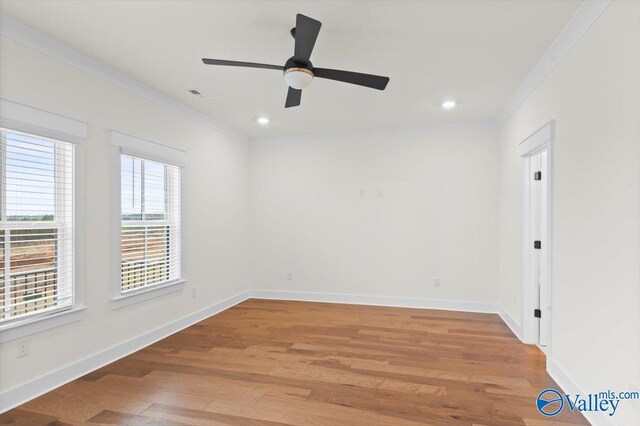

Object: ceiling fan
[202,14,390,108]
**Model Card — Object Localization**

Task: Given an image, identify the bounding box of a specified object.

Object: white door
[529,150,549,346]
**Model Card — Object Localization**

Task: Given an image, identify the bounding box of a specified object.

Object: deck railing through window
[119,153,180,294]
[1,267,57,318]
[1,129,74,323]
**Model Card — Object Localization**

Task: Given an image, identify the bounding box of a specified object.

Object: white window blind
[0,128,74,323]
[120,154,181,294]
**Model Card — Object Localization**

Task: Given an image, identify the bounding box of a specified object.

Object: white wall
[250,126,499,306]
[0,37,250,392]
[498,1,640,424]
[2,2,639,423]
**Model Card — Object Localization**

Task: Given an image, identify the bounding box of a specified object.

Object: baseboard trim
[498,307,523,341]
[547,358,615,426]
[250,289,497,313]
[0,290,547,416]
[0,290,251,414]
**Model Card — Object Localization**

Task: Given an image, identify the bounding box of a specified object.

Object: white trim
[0,291,530,413]
[520,121,554,349]
[548,358,616,426]
[250,121,497,145]
[0,98,87,144]
[0,305,86,344]
[110,138,185,307]
[0,1,611,143]
[518,121,553,156]
[497,0,611,124]
[0,290,250,413]
[110,131,187,166]
[111,146,123,302]
[498,306,522,341]
[74,142,85,321]
[249,289,497,313]
[0,107,85,343]
[0,16,248,143]
[111,279,186,310]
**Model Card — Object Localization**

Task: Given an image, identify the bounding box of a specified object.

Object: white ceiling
[0,0,581,139]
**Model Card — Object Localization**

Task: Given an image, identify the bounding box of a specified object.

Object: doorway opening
[519,122,553,351]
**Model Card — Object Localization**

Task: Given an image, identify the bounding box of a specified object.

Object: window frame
[0,98,86,343]
[110,131,186,309]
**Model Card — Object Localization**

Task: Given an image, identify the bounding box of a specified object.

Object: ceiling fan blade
[202,58,283,70]
[285,87,302,108]
[294,14,322,62]
[314,68,390,90]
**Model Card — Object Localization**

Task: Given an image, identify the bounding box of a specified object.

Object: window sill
[0,305,87,343]
[111,279,186,310]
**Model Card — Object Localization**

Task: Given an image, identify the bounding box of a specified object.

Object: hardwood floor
[1,299,587,425]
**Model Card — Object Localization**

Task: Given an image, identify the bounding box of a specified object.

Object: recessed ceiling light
[257,117,270,125]
[442,100,456,110]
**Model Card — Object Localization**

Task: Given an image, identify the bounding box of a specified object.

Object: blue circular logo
[536,389,564,416]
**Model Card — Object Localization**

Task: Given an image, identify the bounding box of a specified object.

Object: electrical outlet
[359,189,366,198]
[191,288,197,298]
[287,272,293,280]
[17,342,29,358]
[378,189,384,198]
[433,277,441,287]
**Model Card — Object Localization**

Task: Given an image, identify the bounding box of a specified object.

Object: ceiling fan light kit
[202,13,390,108]
[283,67,314,90]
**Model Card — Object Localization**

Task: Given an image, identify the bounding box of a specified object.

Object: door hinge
[534,240,541,249]
[534,171,542,180]
[534,309,541,318]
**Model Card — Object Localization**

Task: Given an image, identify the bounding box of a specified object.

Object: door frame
[519,121,554,353]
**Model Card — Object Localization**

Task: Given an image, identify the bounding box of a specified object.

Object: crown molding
[250,120,497,145]
[1,0,612,141]
[0,15,249,143]
[497,0,611,124]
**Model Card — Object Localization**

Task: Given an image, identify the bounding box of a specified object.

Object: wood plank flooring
[0,299,587,425]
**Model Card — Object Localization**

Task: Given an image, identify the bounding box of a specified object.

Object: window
[110,131,185,308]
[0,129,74,323]
[119,154,181,295]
